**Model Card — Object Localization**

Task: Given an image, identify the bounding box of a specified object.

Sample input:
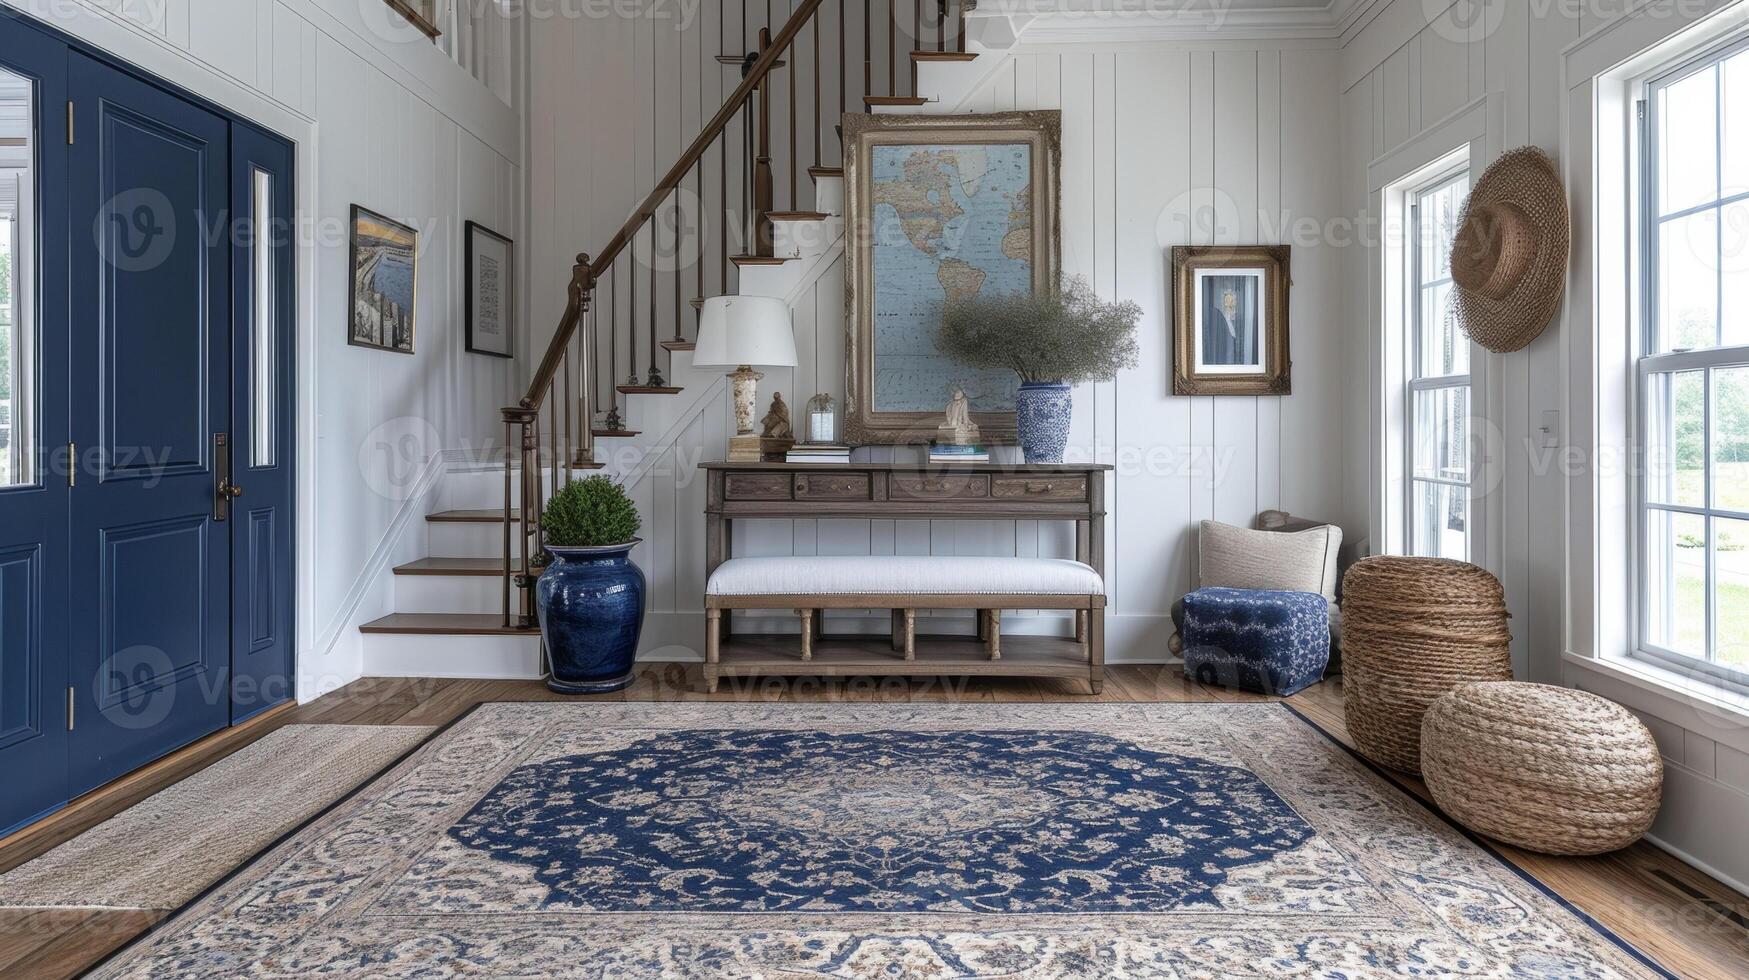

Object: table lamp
[693,295,798,462]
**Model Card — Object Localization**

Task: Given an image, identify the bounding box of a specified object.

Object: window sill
[1562,650,1749,755]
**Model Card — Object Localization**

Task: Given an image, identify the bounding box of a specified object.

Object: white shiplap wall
[1341,0,1749,891]
[535,38,1347,661]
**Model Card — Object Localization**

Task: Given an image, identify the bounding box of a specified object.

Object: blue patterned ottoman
[1181,587,1330,697]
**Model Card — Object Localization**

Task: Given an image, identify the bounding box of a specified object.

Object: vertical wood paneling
[1211,51,1259,531]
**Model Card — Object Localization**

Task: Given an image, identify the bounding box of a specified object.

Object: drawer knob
[796,479,809,493]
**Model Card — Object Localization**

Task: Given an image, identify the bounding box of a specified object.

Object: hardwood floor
[3,666,1746,979]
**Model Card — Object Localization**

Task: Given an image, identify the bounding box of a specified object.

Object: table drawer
[794,472,872,500]
[724,472,793,500]
[991,475,1088,501]
[889,474,989,499]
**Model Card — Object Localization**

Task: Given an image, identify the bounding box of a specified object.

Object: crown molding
[967,0,1394,44]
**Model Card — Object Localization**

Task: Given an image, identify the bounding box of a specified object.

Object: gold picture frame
[843,111,1062,445]
[1171,245,1291,396]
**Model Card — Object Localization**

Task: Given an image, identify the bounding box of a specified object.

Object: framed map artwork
[843,112,1061,444]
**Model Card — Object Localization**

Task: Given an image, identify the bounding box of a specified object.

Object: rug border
[83,707,479,977]
[86,700,1677,980]
[1278,703,1677,980]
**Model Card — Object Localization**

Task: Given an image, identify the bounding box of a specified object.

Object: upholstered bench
[704,555,1106,694]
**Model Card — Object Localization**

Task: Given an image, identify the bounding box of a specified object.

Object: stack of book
[929,443,990,464]
[785,443,853,464]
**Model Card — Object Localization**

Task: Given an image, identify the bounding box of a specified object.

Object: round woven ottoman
[1340,556,1512,773]
[1422,682,1663,855]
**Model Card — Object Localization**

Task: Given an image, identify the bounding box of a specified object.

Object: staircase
[359,1,995,674]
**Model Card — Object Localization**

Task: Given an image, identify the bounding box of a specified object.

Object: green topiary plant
[542,476,641,548]
[935,275,1141,384]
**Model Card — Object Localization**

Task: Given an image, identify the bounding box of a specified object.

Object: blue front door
[0,16,73,834]
[66,52,234,792]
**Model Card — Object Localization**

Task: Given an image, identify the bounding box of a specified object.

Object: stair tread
[617,385,685,395]
[659,339,696,352]
[427,509,520,523]
[911,51,978,62]
[394,557,505,576]
[360,613,538,636]
[865,96,929,106]
[731,255,793,266]
[767,210,830,221]
[592,428,643,437]
[572,459,607,470]
[808,166,842,178]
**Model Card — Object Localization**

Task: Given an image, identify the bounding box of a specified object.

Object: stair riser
[362,632,543,680]
[813,175,843,216]
[394,573,505,614]
[773,217,841,259]
[428,522,510,559]
[736,263,802,298]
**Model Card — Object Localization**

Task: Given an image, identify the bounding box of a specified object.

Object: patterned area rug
[90,703,1670,978]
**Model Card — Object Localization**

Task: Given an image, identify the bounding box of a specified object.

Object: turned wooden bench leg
[903,608,916,661]
[1076,609,1088,644]
[797,609,814,661]
[705,608,722,693]
[985,609,1001,661]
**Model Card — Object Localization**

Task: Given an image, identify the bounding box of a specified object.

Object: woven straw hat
[1447,146,1570,353]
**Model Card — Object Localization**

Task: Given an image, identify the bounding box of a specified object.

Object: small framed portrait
[465,221,514,358]
[348,205,418,354]
[1171,245,1290,395]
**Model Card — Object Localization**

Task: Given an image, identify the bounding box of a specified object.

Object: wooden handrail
[507,0,828,418]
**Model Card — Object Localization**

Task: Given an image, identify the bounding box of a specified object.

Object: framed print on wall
[348,205,418,354]
[1171,245,1291,395]
[842,111,1062,444]
[465,221,514,358]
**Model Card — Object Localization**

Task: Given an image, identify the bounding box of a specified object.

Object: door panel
[68,52,231,793]
[229,122,294,721]
[0,21,71,836]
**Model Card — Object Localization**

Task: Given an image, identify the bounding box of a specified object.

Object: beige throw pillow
[1197,519,1342,606]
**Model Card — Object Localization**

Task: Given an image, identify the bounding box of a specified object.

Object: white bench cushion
[707,556,1105,596]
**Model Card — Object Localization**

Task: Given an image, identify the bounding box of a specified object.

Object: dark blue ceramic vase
[536,540,645,694]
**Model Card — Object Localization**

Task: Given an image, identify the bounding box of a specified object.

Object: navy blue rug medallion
[87,703,1671,979]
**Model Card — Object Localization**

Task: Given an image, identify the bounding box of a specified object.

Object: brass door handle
[218,480,244,499]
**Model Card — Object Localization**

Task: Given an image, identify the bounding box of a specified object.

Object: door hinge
[67,442,75,487]
[66,687,74,730]
[66,101,73,144]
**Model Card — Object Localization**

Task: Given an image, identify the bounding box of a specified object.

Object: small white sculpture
[936,388,982,446]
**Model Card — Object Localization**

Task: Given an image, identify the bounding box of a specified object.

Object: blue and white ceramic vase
[536,540,645,694]
[1015,381,1072,463]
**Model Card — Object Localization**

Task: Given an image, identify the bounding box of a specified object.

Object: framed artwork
[465,221,514,358]
[1171,245,1291,395]
[348,205,418,355]
[842,111,1061,444]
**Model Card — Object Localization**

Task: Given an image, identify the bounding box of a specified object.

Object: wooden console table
[701,461,1111,691]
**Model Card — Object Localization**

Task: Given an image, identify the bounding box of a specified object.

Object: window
[1639,39,1749,681]
[250,168,275,468]
[1407,168,1472,561]
[0,67,35,488]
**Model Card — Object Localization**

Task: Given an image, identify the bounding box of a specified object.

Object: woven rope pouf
[1422,682,1663,855]
[1339,556,1512,773]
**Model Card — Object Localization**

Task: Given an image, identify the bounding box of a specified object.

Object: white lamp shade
[692,295,798,368]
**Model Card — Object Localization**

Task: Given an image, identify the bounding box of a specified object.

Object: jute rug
[86,703,1669,978]
[0,724,432,912]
